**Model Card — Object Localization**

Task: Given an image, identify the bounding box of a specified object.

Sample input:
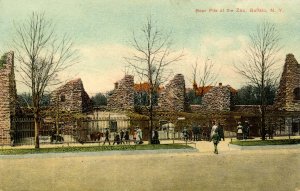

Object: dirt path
[1,140,300,191]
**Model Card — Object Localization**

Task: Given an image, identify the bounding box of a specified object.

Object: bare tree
[191,57,218,96]
[13,12,78,148]
[235,21,281,140]
[125,17,183,143]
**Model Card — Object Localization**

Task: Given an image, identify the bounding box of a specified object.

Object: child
[211,129,220,154]
[113,133,121,145]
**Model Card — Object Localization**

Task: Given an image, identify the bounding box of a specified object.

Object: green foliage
[186,89,202,105]
[236,85,276,105]
[0,54,7,69]
[91,93,107,106]
[0,144,193,155]
[134,91,158,106]
[231,139,300,146]
[17,93,50,107]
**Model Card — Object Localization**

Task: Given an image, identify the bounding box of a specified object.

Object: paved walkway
[1,138,300,191]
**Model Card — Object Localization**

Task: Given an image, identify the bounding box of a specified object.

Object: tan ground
[0,139,300,191]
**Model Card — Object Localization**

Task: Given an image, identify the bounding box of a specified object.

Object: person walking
[237,122,243,140]
[182,127,188,141]
[211,129,220,154]
[120,129,125,144]
[218,123,225,141]
[243,121,250,140]
[103,128,110,145]
[210,121,218,140]
[124,129,130,144]
[135,127,143,144]
[113,132,121,145]
[151,128,160,144]
[188,128,193,141]
[192,125,200,141]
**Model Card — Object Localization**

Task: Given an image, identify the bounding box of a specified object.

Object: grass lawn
[0,144,193,155]
[231,139,300,146]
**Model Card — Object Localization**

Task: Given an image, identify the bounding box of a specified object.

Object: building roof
[192,83,237,96]
[134,82,164,92]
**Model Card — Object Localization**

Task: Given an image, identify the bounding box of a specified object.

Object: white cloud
[63,43,135,95]
[173,35,250,89]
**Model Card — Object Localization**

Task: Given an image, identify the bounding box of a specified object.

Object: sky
[0,0,299,96]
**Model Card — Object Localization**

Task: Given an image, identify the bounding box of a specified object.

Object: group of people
[102,128,130,145]
[182,126,202,141]
[102,127,144,145]
[210,120,252,154]
[236,121,250,140]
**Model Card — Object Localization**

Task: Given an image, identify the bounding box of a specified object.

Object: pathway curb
[0,148,198,159]
[228,143,300,150]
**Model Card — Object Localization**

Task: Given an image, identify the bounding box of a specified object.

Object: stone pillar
[0,52,17,145]
[274,54,300,111]
[202,84,232,111]
[158,74,186,112]
[50,78,92,113]
[107,75,135,111]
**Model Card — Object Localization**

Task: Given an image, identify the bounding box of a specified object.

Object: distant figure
[124,129,130,144]
[90,132,102,142]
[120,129,125,144]
[182,127,188,141]
[237,122,243,140]
[50,126,64,143]
[268,126,274,139]
[133,129,137,142]
[210,121,218,140]
[192,125,200,141]
[9,129,15,147]
[113,133,121,145]
[188,128,193,141]
[135,127,143,144]
[151,128,160,144]
[211,129,220,154]
[103,128,110,145]
[243,121,250,140]
[218,123,225,141]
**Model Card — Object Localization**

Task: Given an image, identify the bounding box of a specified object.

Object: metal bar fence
[2,114,299,147]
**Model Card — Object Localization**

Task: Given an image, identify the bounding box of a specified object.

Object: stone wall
[274,54,300,111]
[108,74,234,113]
[0,52,17,145]
[50,78,92,113]
[202,84,232,111]
[158,74,186,112]
[107,75,135,111]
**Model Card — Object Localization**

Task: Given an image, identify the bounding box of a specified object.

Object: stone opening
[50,78,92,113]
[60,94,66,102]
[294,87,300,101]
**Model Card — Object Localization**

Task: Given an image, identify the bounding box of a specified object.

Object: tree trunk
[33,94,40,148]
[148,91,153,144]
[261,105,266,140]
[34,113,40,148]
[260,76,266,140]
[261,59,266,140]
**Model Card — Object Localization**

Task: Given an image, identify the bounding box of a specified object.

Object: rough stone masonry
[158,74,186,112]
[202,83,232,112]
[50,78,92,113]
[274,54,300,111]
[0,52,17,145]
[107,75,135,111]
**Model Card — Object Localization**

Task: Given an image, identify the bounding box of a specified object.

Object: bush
[0,54,7,69]
[0,144,193,155]
[231,139,300,146]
